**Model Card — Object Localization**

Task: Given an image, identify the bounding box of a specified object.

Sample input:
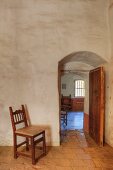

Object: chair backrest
[9,105,28,132]
[61,94,71,106]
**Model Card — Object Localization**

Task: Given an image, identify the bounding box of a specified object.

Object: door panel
[89,67,104,146]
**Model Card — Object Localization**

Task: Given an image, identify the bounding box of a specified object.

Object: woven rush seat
[15,125,45,137]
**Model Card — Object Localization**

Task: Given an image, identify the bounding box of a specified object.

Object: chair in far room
[61,94,72,112]
[61,94,72,126]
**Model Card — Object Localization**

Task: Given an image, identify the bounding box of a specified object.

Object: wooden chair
[61,111,67,126]
[61,94,72,112]
[9,105,46,165]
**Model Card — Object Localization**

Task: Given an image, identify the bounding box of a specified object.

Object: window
[75,80,85,97]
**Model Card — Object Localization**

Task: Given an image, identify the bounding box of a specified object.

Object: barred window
[75,80,85,97]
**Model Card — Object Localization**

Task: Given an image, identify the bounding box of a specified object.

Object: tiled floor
[1,130,113,169]
[67,112,84,130]
[61,112,84,130]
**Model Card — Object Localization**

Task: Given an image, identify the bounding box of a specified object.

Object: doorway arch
[58,51,107,144]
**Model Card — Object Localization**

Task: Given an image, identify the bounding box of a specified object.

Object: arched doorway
[58,51,107,145]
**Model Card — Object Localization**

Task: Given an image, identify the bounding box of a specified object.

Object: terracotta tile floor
[1,130,113,170]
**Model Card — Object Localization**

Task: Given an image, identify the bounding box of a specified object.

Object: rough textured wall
[104,0,113,146]
[0,0,110,145]
[104,61,113,147]
[109,0,113,58]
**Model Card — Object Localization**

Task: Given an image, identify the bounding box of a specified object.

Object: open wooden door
[89,67,105,146]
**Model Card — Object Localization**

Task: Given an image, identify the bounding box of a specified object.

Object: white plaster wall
[104,0,113,147]
[104,61,113,147]
[109,0,113,59]
[0,0,111,146]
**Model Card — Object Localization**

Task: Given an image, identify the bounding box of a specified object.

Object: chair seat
[15,125,45,137]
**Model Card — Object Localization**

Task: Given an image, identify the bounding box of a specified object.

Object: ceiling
[59,51,107,73]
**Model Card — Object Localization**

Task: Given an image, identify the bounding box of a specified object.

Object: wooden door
[89,67,105,146]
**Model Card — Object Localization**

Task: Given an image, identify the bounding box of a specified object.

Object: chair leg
[13,134,18,159]
[26,137,29,151]
[31,137,35,165]
[65,113,67,126]
[43,131,46,155]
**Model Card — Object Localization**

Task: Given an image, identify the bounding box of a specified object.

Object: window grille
[75,80,85,97]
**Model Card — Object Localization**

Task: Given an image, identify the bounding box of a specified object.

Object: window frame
[74,80,85,98]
